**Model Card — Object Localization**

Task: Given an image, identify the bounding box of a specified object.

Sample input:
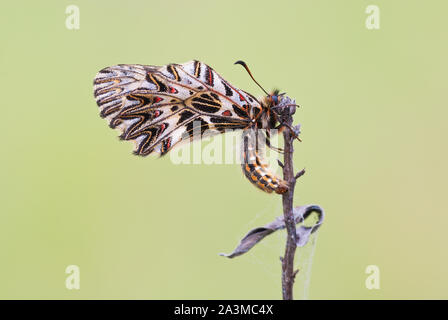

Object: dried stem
[220,100,322,298]
[281,109,299,300]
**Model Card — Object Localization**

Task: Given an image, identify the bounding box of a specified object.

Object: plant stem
[281,113,298,300]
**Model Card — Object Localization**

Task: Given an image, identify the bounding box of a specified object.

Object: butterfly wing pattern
[93,60,289,194]
[93,61,259,155]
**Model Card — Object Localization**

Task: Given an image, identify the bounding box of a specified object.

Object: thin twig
[281,108,299,300]
[295,168,306,180]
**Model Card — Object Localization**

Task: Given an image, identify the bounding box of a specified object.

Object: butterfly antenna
[234,60,270,96]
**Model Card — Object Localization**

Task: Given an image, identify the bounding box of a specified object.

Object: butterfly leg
[265,129,284,154]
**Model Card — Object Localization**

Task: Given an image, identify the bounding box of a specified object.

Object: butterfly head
[266,89,284,107]
[264,90,295,114]
[260,91,297,130]
[271,92,296,112]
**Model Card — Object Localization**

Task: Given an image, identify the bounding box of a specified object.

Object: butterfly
[93,60,297,194]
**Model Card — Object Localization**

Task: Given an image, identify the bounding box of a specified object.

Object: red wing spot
[166,137,172,149]
[222,110,232,116]
[239,93,245,101]
[154,110,161,118]
[208,69,212,85]
[154,96,162,103]
[169,87,177,94]
[160,123,167,134]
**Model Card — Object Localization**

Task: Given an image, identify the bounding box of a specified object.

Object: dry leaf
[220,205,324,258]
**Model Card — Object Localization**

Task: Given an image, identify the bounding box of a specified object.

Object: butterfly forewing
[93,61,258,156]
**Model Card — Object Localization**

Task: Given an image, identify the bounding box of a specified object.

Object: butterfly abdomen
[241,131,288,194]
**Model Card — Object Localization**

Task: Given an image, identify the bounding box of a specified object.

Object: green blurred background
[1,0,447,299]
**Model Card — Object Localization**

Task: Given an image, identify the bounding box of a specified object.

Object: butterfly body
[93,61,293,194]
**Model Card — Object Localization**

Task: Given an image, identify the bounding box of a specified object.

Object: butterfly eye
[272,95,279,104]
